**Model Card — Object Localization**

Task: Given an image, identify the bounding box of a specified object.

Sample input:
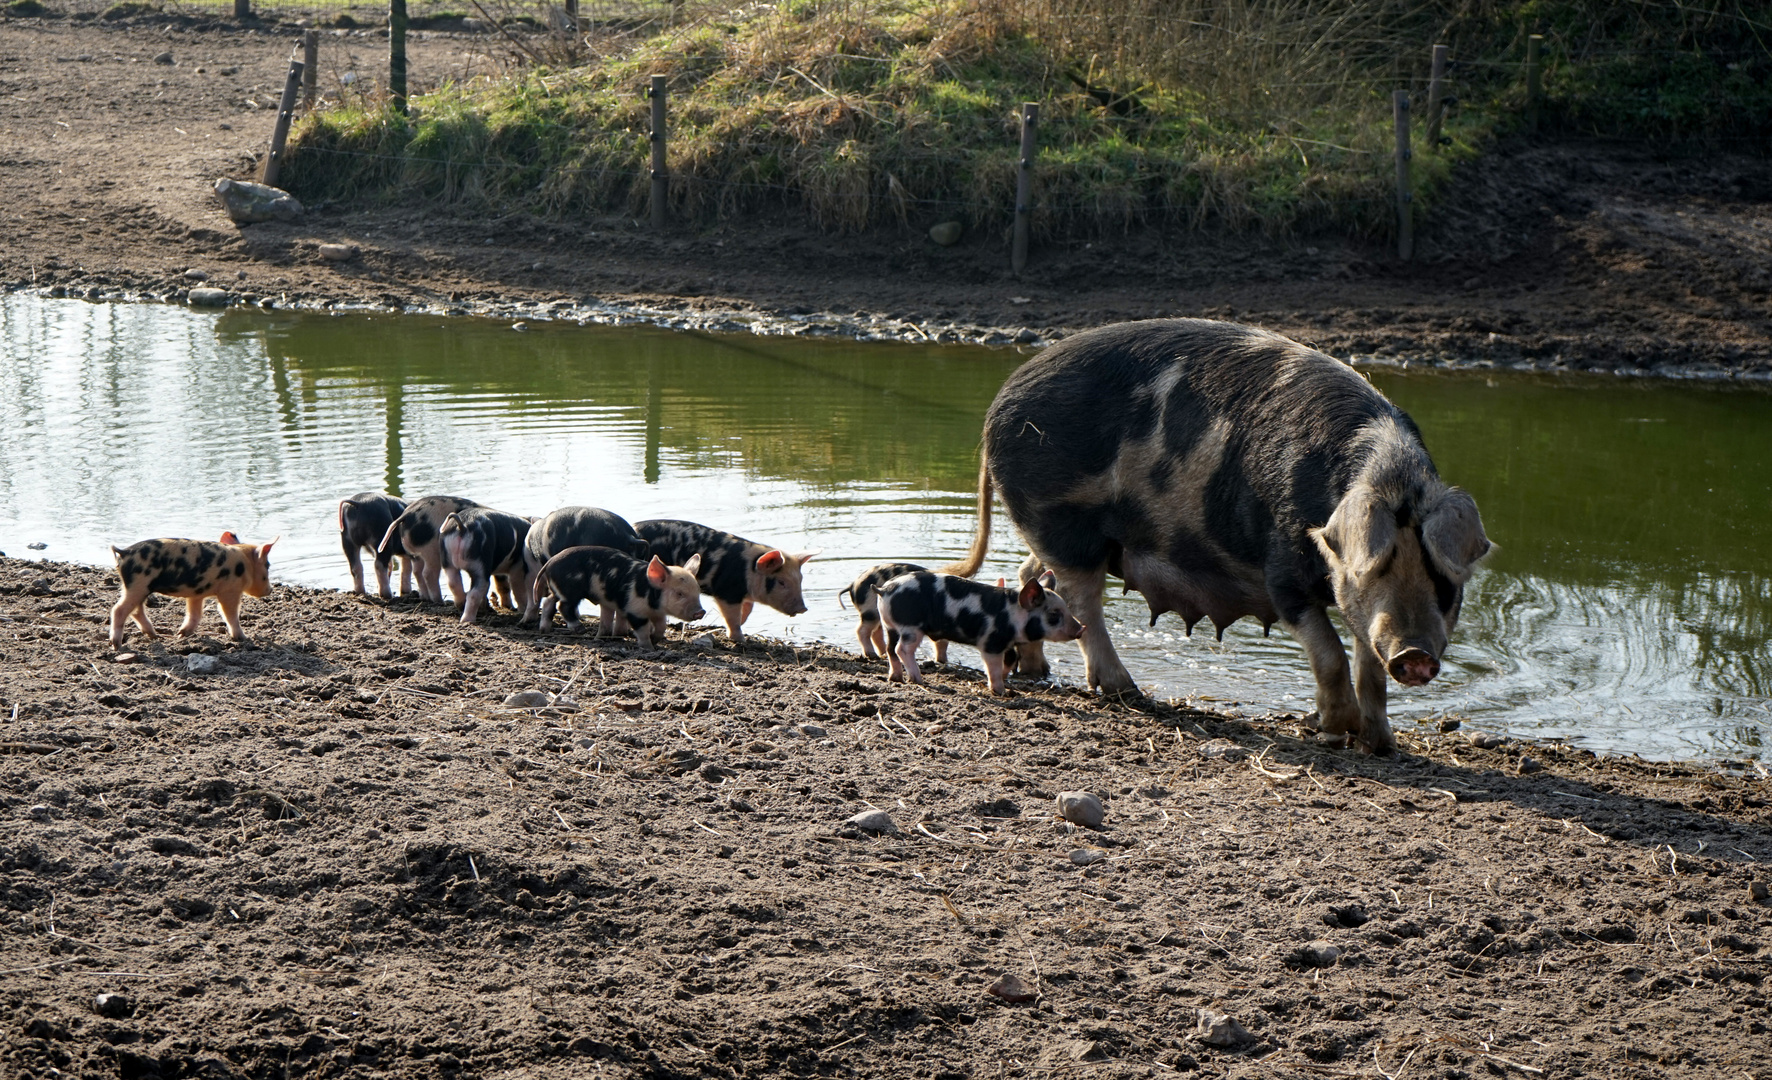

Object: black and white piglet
[533,545,705,650]
[876,570,1083,695]
[379,494,479,605]
[338,492,409,599]
[520,506,651,626]
[439,507,534,624]
[840,562,947,665]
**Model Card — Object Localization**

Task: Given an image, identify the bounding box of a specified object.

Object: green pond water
[2,293,1769,761]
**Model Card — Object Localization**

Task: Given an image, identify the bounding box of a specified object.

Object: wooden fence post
[1525,33,1543,132]
[262,54,305,187]
[1426,43,1449,149]
[302,30,318,111]
[389,0,409,116]
[1393,90,1412,262]
[649,75,668,230]
[1011,102,1038,275]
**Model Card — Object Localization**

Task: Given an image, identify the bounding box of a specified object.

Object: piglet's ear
[1038,570,1057,590]
[647,555,668,586]
[684,553,703,576]
[792,549,822,566]
[995,577,1007,588]
[1017,579,1043,610]
[756,549,786,574]
[219,531,239,545]
[259,537,279,557]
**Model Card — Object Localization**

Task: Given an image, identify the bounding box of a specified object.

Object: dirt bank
[3,14,1772,373]
[3,554,1771,1078]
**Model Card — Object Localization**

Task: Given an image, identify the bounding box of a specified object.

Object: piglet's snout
[1387,647,1440,686]
[687,606,706,622]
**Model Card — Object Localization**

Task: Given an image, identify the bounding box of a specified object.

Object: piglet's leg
[344,538,367,595]
[715,599,746,641]
[632,620,656,651]
[177,596,205,638]
[398,556,414,598]
[216,591,247,642]
[110,592,142,646]
[373,551,394,600]
[444,567,467,609]
[857,617,878,658]
[893,630,926,685]
[597,603,616,639]
[459,574,488,624]
[740,598,754,622]
[492,574,515,612]
[1014,639,1049,678]
[933,639,949,666]
[981,652,1010,695]
[130,602,158,640]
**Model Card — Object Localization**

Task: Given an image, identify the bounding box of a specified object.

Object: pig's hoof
[887,672,905,683]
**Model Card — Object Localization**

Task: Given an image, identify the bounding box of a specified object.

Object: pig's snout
[1387,647,1440,686]
[785,599,808,616]
[687,606,706,622]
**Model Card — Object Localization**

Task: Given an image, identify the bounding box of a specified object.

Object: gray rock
[845,809,896,834]
[987,972,1037,1002]
[153,51,174,65]
[1013,327,1039,345]
[1749,881,1769,902]
[1068,848,1106,866]
[184,653,220,674]
[1437,717,1463,733]
[318,243,359,262]
[797,723,827,738]
[1055,791,1104,828]
[1518,756,1543,774]
[1468,731,1505,749]
[187,288,230,307]
[928,221,962,246]
[183,268,209,281]
[1295,939,1341,967]
[502,691,550,708]
[1194,1009,1253,1047]
[94,992,133,1018]
[213,177,304,224]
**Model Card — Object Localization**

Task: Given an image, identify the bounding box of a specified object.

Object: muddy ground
[3,11,1772,371]
[3,556,1771,1079]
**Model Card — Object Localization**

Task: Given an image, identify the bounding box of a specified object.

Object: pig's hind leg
[857,614,880,658]
[343,535,367,595]
[177,596,205,638]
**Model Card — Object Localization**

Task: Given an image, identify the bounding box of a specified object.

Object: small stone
[183,268,209,281]
[184,653,220,674]
[1468,731,1504,749]
[502,691,550,708]
[797,723,828,738]
[1196,738,1248,762]
[1437,717,1462,733]
[112,653,139,664]
[1194,1009,1253,1048]
[1518,756,1543,774]
[318,243,359,261]
[1055,791,1104,828]
[1068,848,1106,866]
[1750,881,1770,902]
[845,809,896,834]
[29,804,51,820]
[187,288,230,307]
[26,542,47,550]
[153,51,173,64]
[1295,939,1341,967]
[1013,327,1038,345]
[93,992,133,1019]
[928,221,962,246]
[987,972,1036,1002]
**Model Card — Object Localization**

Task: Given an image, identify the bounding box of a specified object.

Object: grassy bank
[280,0,1770,238]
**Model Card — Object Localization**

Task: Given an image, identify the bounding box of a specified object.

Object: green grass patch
[281,0,1767,237]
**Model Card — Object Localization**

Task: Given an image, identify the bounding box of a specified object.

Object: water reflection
[1,294,1768,761]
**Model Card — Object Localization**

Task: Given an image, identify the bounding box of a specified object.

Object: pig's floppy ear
[647,555,668,586]
[756,549,786,574]
[684,553,703,575]
[1311,489,1395,582]
[1017,579,1043,610]
[1422,489,1491,583]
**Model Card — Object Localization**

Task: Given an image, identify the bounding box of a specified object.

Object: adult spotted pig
[947,318,1491,754]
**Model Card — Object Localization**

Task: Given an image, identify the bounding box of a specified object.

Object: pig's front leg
[598,603,616,639]
[215,591,247,642]
[981,650,1010,695]
[632,619,657,651]
[715,598,746,641]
